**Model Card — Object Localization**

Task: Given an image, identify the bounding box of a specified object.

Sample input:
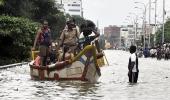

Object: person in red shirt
[32,20,52,66]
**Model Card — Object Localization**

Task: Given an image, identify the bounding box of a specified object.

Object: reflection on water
[0,50,170,100]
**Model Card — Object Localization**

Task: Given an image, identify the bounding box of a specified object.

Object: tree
[0,0,5,5]
[164,18,170,43]
[72,15,86,27]
[0,0,66,40]
[0,16,39,65]
[156,18,170,44]
[47,12,66,40]
[0,0,92,65]
[31,0,59,21]
[0,0,34,18]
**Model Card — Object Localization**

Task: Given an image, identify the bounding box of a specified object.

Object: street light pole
[162,0,165,44]
[80,0,83,17]
[148,0,151,47]
[135,16,138,46]
[128,13,138,46]
[154,0,157,46]
[134,2,147,49]
[144,8,146,49]
[135,21,138,46]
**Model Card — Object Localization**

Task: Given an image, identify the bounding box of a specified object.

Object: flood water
[0,50,170,100]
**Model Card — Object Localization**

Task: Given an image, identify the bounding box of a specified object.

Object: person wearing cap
[59,20,80,60]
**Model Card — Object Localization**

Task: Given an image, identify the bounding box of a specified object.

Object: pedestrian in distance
[128,45,139,83]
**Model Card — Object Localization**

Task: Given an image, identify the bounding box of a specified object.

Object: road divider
[0,62,28,69]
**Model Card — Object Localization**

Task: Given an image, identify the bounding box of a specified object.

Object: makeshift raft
[29,45,104,83]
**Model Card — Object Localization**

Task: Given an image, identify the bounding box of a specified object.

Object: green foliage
[155,29,162,44]
[0,0,60,21]
[0,0,34,18]
[0,0,5,5]
[72,15,86,27]
[0,15,39,65]
[30,0,66,40]
[48,12,66,39]
[0,0,67,40]
[0,0,91,65]
[156,18,170,44]
[31,0,59,21]
[164,19,170,43]
[150,34,155,47]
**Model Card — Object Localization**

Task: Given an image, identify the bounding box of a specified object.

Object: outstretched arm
[92,29,100,38]
[32,29,41,50]
[59,30,65,47]
[48,29,52,46]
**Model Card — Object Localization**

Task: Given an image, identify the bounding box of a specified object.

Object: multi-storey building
[120,26,129,48]
[56,0,83,17]
[120,25,143,48]
[104,25,121,49]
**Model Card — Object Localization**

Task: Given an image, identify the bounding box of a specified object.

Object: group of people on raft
[31,19,100,67]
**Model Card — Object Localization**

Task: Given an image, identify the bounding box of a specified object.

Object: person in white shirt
[128,45,139,83]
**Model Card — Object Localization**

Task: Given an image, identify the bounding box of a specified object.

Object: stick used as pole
[102,50,109,66]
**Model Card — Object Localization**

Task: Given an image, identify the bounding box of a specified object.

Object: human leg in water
[128,71,132,83]
[133,72,139,83]
[62,46,69,61]
[128,71,138,83]
[41,56,47,66]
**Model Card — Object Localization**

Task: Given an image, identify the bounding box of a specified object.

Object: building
[56,0,83,17]
[120,25,134,48]
[120,26,129,48]
[104,25,121,49]
[55,2,65,12]
[120,23,157,48]
[120,25,143,48]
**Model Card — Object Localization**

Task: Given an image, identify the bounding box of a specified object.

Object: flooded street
[0,50,170,100]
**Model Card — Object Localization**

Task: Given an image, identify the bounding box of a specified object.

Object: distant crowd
[137,43,170,60]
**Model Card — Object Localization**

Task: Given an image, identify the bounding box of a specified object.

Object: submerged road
[0,50,170,100]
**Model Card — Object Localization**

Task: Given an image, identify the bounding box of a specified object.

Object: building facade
[56,0,83,17]
[120,26,129,48]
[104,25,121,49]
[120,25,143,48]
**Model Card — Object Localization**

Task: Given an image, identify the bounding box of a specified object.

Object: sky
[83,0,170,29]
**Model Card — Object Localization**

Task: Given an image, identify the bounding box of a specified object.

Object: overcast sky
[83,0,170,28]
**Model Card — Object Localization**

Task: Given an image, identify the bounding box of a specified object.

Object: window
[122,29,128,31]
[69,9,80,12]
[72,4,80,7]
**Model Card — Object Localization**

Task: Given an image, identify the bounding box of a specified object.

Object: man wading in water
[128,45,139,83]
